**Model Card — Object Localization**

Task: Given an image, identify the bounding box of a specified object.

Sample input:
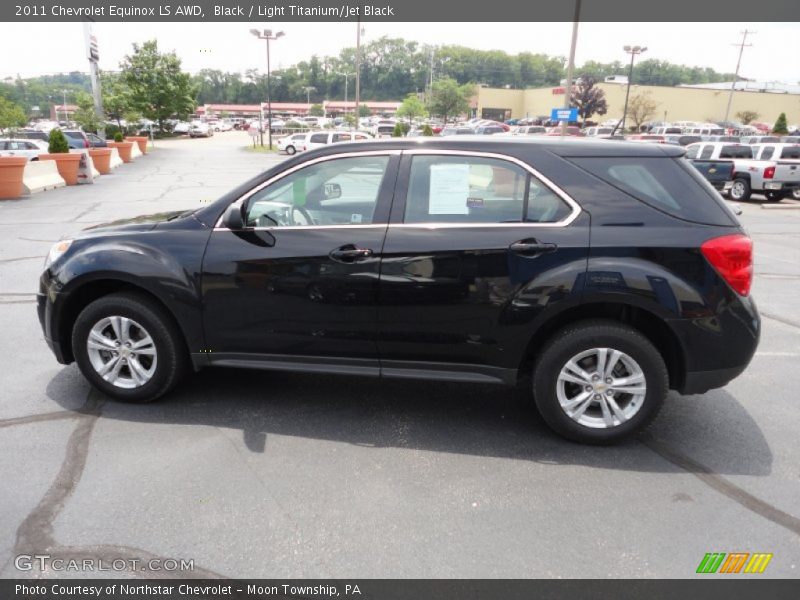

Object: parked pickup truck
[751,143,800,200]
[685,142,794,202]
[687,158,734,193]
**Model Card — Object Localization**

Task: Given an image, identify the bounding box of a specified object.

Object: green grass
[243,144,278,154]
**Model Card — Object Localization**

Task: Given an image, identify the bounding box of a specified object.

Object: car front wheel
[285,145,296,155]
[72,293,187,403]
[532,320,668,444]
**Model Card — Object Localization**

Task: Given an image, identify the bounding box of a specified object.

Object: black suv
[37,138,759,443]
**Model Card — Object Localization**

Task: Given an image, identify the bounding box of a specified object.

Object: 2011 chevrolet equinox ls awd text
[37,138,759,444]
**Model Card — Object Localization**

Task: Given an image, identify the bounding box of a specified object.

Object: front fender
[45,227,210,357]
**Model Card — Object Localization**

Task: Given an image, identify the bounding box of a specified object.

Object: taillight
[764,166,775,179]
[701,234,753,296]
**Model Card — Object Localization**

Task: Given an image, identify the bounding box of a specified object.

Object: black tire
[285,145,296,155]
[71,292,188,403]
[729,177,751,201]
[532,320,668,445]
[793,188,800,201]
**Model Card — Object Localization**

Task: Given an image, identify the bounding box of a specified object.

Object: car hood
[81,210,191,235]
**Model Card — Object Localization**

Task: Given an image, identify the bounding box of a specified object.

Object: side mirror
[223,203,245,230]
[324,183,342,200]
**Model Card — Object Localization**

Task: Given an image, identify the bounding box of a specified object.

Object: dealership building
[196,100,401,119]
[472,82,800,125]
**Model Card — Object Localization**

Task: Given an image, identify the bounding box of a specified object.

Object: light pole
[303,86,316,105]
[250,28,284,149]
[61,89,68,124]
[338,72,354,121]
[620,45,647,134]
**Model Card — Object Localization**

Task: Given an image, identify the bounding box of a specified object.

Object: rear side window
[780,147,800,159]
[759,146,775,160]
[404,155,573,224]
[310,133,328,144]
[719,145,753,159]
[570,157,735,226]
[699,146,713,159]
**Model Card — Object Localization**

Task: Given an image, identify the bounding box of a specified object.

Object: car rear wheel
[729,178,751,201]
[793,188,800,200]
[765,191,784,202]
[532,320,668,444]
[286,145,296,155]
[72,293,187,403]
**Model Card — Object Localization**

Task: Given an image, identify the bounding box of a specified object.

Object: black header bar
[3,0,800,22]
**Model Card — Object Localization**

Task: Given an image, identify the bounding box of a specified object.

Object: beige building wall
[475,84,800,126]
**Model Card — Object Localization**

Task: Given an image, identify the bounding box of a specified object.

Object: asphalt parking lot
[1,132,799,579]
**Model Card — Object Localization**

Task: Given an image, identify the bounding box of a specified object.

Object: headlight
[44,239,73,268]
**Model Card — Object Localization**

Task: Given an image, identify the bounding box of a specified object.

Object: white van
[299,130,372,152]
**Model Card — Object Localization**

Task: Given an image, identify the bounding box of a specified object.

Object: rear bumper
[669,294,760,395]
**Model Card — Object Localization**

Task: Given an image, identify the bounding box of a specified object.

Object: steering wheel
[290,206,314,226]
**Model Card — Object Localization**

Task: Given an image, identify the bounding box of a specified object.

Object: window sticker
[429,163,470,214]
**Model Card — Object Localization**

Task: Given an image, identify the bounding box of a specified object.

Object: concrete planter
[0,156,28,199]
[125,136,149,154]
[88,148,113,174]
[39,153,82,186]
[108,141,134,163]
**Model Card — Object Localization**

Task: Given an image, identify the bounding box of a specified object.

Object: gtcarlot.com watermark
[15,554,194,573]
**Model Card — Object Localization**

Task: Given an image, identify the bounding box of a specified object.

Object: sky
[1,21,798,83]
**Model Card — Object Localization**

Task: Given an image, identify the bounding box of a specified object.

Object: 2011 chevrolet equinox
[37,138,760,443]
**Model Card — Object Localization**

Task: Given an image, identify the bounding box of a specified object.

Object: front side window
[245,155,390,228]
[404,155,572,224]
[760,146,775,160]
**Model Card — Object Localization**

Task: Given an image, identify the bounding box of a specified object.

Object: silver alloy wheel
[556,347,647,429]
[793,188,800,200]
[730,181,746,200]
[86,316,157,389]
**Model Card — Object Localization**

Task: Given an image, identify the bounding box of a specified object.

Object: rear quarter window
[569,156,736,227]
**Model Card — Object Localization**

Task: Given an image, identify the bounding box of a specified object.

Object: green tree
[773,112,788,134]
[396,93,427,121]
[48,128,69,153]
[571,75,608,126]
[427,78,472,124]
[421,124,434,136]
[120,40,197,131]
[358,104,372,118]
[0,96,27,135]
[72,92,101,133]
[308,103,324,117]
[735,110,759,125]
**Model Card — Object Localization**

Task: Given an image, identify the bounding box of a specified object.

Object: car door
[376,150,590,382]
[201,150,400,369]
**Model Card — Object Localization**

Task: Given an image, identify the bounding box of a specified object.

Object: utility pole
[560,0,581,137]
[619,45,647,134]
[723,30,754,124]
[355,18,361,131]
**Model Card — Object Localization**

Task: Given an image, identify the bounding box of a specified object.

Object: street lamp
[338,72,354,119]
[303,86,316,105]
[250,28,284,149]
[620,45,647,134]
